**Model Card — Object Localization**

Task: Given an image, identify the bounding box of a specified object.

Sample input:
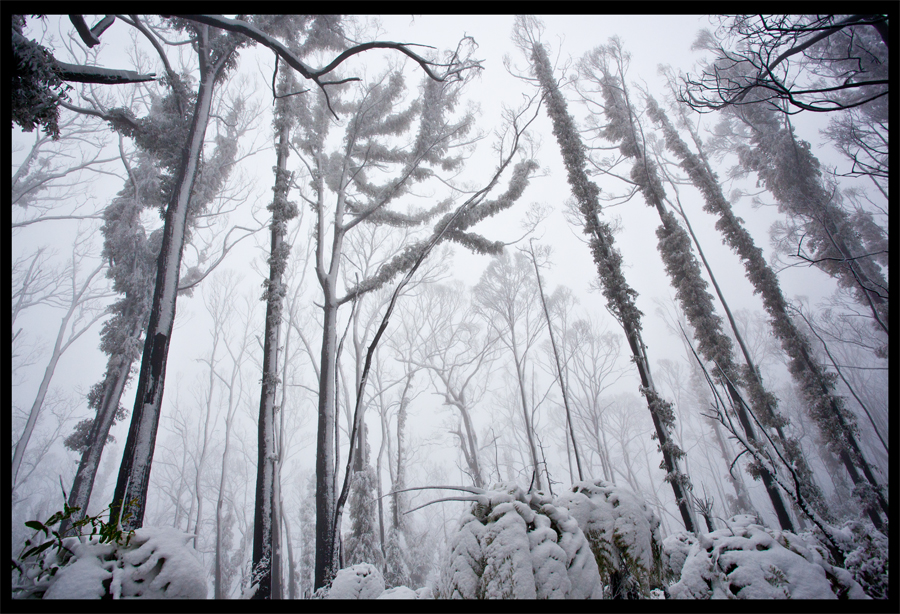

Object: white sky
[12,15,873,535]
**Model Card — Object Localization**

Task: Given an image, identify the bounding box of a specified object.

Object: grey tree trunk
[253,119,293,599]
[109,26,230,530]
[62,313,143,535]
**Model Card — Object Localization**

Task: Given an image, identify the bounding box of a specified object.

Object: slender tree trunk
[376,409,387,554]
[214,381,236,599]
[282,493,298,600]
[314,296,339,589]
[527,242,584,481]
[63,313,143,535]
[192,335,218,549]
[110,28,226,529]
[252,119,293,599]
[512,344,543,491]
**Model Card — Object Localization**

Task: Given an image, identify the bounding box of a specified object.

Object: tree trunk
[314,297,339,589]
[528,243,584,481]
[109,28,222,530]
[252,118,293,599]
[62,314,143,535]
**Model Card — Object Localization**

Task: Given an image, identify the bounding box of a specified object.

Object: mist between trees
[11,14,888,600]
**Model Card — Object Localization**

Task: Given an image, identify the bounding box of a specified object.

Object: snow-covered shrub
[438,484,602,599]
[14,516,206,600]
[40,527,207,599]
[343,466,384,571]
[377,585,434,599]
[828,520,888,599]
[556,479,667,598]
[661,530,697,584]
[325,563,385,599]
[668,515,868,599]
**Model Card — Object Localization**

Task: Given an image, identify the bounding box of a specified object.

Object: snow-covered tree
[343,464,384,571]
[646,84,887,528]
[578,38,798,531]
[515,16,698,533]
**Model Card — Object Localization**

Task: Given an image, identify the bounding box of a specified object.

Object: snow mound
[326,563,385,599]
[42,540,116,599]
[41,526,207,599]
[377,586,417,598]
[557,479,666,598]
[668,516,869,599]
[114,527,208,598]
[438,483,602,599]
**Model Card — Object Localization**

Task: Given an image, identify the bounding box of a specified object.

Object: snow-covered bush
[660,530,697,583]
[668,515,868,599]
[325,563,385,599]
[437,484,603,599]
[14,499,208,600]
[556,479,667,598]
[343,466,385,571]
[828,520,889,600]
[42,527,207,599]
[377,586,434,599]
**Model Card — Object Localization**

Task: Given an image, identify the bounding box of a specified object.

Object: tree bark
[109,26,225,530]
[252,119,293,599]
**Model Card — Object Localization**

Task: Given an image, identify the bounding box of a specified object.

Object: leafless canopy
[680,15,889,114]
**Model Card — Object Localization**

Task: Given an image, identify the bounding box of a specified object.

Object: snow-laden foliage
[317,563,433,599]
[11,16,70,139]
[828,520,889,600]
[717,91,889,340]
[383,526,411,589]
[325,563,385,599]
[21,527,207,599]
[646,89,886,524]
[438,484,603,599]
[557,479,667,598]
[343,466,385,571]
[667,515,868,599]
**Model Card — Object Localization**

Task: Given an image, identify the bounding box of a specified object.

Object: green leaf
[21,541,54,559]
[45,511,65,526]
[25,520,48,536]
